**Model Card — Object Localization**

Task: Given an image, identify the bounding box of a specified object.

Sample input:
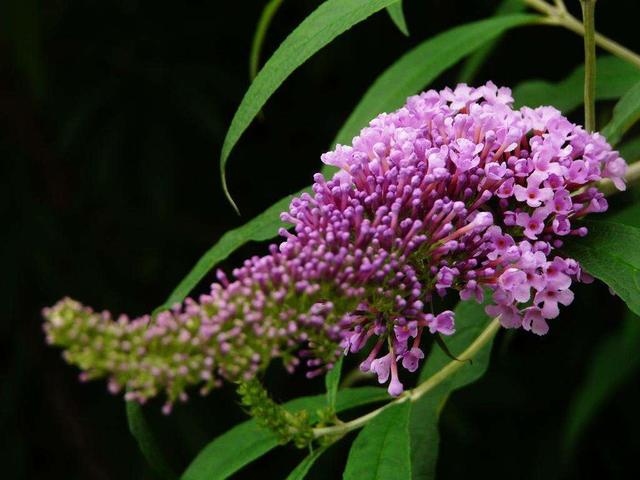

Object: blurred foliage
[2,0,640,478]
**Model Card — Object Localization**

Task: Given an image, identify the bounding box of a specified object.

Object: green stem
[594,159,640,195]
[580,0,597,132]
[312,318,501,438]
[525,0,640,69]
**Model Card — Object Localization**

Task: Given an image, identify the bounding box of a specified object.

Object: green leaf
[563,311,640,453]
[333,14,538,148]
[513,56,640,113]
[433,333,467,363]
[285,446,329,480]
[249,0,286,80]
[458,0,526,83]
[181,387,387,480]
[410,298,495,479]
[154,190,304,313]
[325,355,344,411]
[602,80,640,146]
[561,219,640,316]
[386,1,409,36]
[126,401,177,480]
[343,402,412,480]
[220,0,401,211]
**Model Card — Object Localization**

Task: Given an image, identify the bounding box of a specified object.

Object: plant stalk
[312,318,501,438]
[524,0,640,69]
[580,0,597,132]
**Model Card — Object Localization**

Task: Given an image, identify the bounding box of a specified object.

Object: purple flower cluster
[43,82,626,404]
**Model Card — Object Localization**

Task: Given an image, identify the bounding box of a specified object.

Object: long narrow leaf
[181,387,388,480]
[513,56,640,113]
[285,446,329,480]
[325,355,344,411]
[155,191,302,312]
[249,0,286,80]
[334,14,538,148]
[220,0,401,211]
[602,80,640,145]
[343,402,412,480]
[126,401,177,480]
[386,1,409,36]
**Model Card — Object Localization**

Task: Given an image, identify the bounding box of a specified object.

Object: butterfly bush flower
[43,82,626,406]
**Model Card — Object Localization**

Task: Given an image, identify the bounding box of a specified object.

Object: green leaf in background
[608,192,640,228]
[410,298,495,479]
[513,56,640,113]
[126,401,177,480]
[249,0,285,80]
[162,14,535,311]
[619,135,640,163]
[457,0,526,83]
[220,0,401,211]
[182,387,388,480]
[154,191,302,313]
[562,311,640,453]
[285,446,329,480]
[386,1,409,36]
[343,402,412,480]
[561,219,640,316]
[602,80,640,145]
[181,412,277,480]
[325,355,344,412]
[334,14,538,147]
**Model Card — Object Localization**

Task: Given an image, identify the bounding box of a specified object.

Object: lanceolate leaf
[458,0,526,83]
[285,446,329,480]
[602,80,640,146]
[126,401,177,480]
[343,402,412,480]
[249,0,286,80]
[154,190,304,312]
[161,14,535,311]
[325,355,344,411]
[563,312,640,453]
[220,0,401,211]
[181,387,387,480]
[513,56,640,113]
[386,1,409,36]
[334,14,538,147]
[410,298,495,479]
[561,220,640,316]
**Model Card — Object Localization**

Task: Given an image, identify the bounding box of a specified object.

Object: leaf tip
[221,169,242,216]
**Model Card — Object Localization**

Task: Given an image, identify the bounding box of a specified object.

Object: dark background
[2,0,640,478]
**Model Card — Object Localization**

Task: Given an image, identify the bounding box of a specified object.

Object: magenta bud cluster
[43,82,626,405]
